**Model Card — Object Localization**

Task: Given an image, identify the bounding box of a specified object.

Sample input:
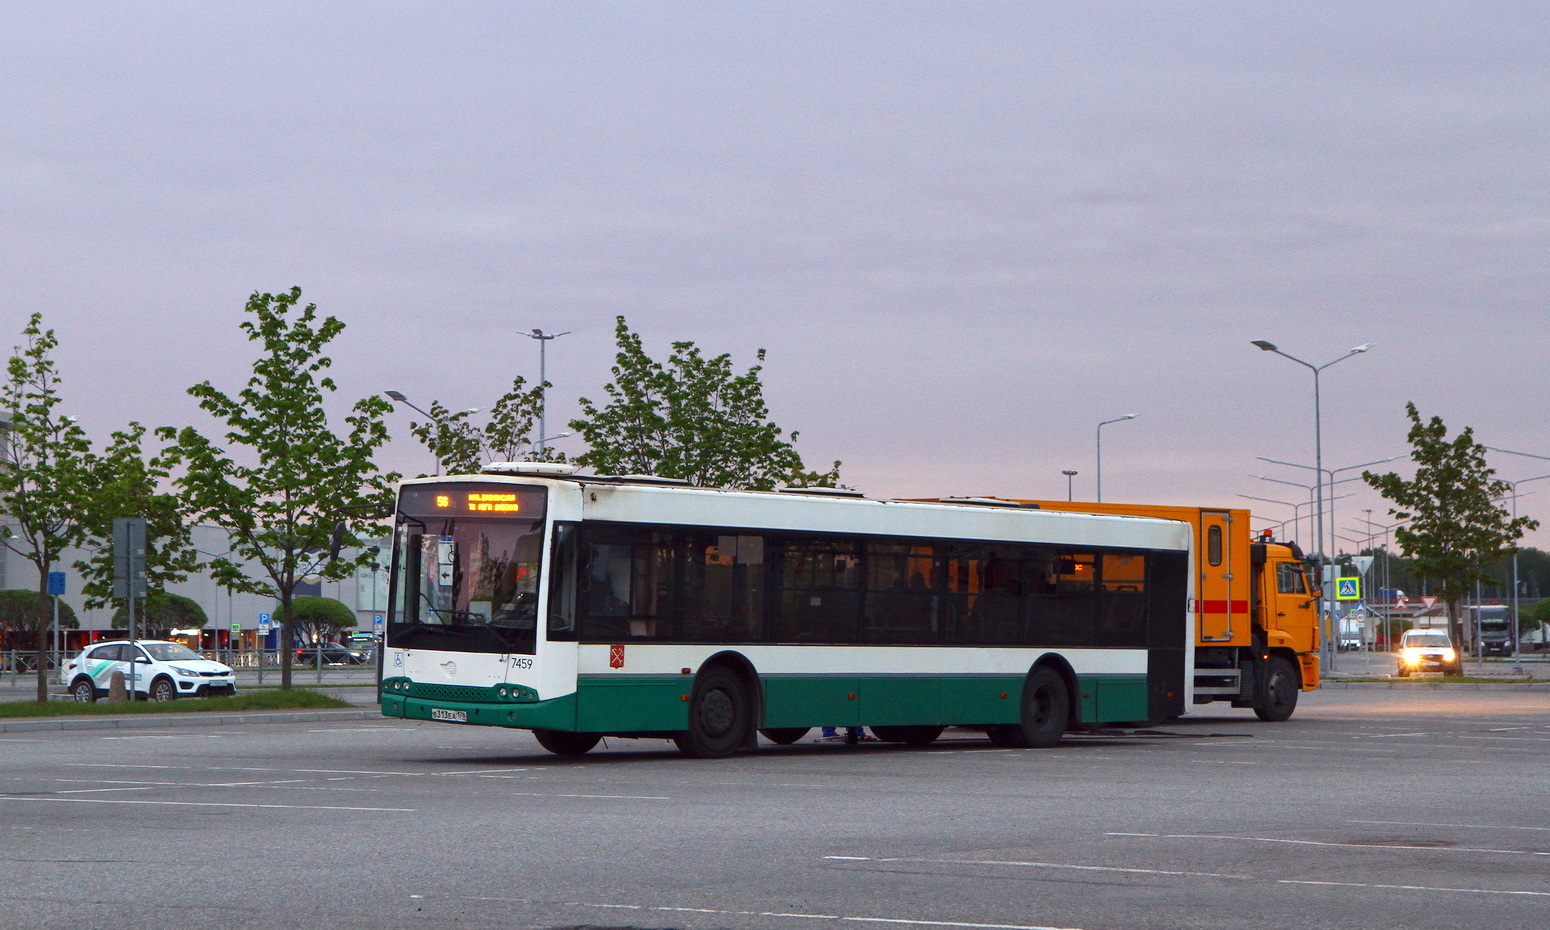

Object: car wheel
[150,677,176,702]
[70,678,97,703]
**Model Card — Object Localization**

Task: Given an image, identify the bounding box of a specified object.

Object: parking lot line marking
[1350,818,1550,833]
[508,791,671,800]
[823,856,1249,880]
[0,795,414,812]
[1107,832,1548,857]
[550,900,1091,930]
[1280,879,1550,898]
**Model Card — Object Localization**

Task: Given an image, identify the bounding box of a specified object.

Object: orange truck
[997,501,1322,721]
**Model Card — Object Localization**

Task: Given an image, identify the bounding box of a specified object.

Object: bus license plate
[431,708,467,722]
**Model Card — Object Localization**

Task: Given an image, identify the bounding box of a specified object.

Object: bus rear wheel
[533,730,601,756]
[674,665,749,759]
[1254,656,1299,722]
[986,666,1069,748]
[759,728,809,745]
[871,725,944,747]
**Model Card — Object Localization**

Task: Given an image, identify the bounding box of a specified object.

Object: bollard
[109,670,129,703]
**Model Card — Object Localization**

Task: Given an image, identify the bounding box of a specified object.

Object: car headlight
[1441,649,1456,662]
[170,665,199,677]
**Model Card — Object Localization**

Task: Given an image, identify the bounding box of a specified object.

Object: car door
[84,644,128,691]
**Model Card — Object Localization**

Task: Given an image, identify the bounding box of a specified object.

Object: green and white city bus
[379,463,1194,757]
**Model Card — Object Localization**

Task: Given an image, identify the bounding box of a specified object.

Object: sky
[3,3,1548,554]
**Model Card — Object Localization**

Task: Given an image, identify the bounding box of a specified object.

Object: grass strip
[0,689,354,718]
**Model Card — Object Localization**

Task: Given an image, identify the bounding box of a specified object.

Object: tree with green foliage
[74,423,200,613]
[397,376,560,476]
[287,596,356,643]
[0,315,95,701]
[110,592,208,640]
[158,288,397,690]
[0,589,78,656]
[570,317,840,489]
[1364,403,1539,654]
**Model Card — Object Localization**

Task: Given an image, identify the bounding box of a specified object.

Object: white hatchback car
[64,640,237,703]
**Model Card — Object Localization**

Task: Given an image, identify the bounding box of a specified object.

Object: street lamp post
[1250,340,1372,567]
[1095,414,1137,503]
[1251,335,1374,675]
[384,391,478,475]
[527,329,570,456]
[1256,457,1398,564]
[1062,470,1078,502]
[1255,450,1393,672]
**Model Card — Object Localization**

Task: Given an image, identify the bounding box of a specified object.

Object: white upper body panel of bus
[398,470,1192,554]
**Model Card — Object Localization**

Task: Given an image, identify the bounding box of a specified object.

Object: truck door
[1197,511,1239,643]
[1270,558,1319,655]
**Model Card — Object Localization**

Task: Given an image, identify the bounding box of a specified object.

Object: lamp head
[1251,340,1277,352]
[385,390,407,402]
[1350,343,1373,354]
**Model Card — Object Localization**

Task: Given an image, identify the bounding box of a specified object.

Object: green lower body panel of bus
[381,673,1153,733]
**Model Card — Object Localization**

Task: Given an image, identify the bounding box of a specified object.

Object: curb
[1320,679,1550,691]
[0,706,383,734]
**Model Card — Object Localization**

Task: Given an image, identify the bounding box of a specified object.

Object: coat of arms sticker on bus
[609,644,625,669]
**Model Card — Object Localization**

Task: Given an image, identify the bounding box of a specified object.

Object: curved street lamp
[1251,340,1373,670]
[1096,414,1137,503]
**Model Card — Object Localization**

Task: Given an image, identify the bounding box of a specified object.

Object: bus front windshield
[388,483,548,656]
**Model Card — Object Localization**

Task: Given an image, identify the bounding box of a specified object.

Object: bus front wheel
[674,665,749,759]
[533,730,601,756]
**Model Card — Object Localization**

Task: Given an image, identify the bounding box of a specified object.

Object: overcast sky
[3,3,1547,553]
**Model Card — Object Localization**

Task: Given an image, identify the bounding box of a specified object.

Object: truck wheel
[1254,657,1298,722]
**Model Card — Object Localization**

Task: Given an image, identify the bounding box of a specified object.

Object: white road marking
[0,795,414,812]
[100,735,227,741]
[507,791,670,800]
[472,899,1092,930]
[823,856,1248,880]
[1350,818,1550,834]
[1107,832,1548,857]
[1281,879,1550,898]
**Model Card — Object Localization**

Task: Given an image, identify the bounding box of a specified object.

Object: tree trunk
[279,588,293,691]
[35,574,49,704]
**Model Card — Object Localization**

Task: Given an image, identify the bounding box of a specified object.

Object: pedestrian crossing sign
[1335,577,1361,601]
